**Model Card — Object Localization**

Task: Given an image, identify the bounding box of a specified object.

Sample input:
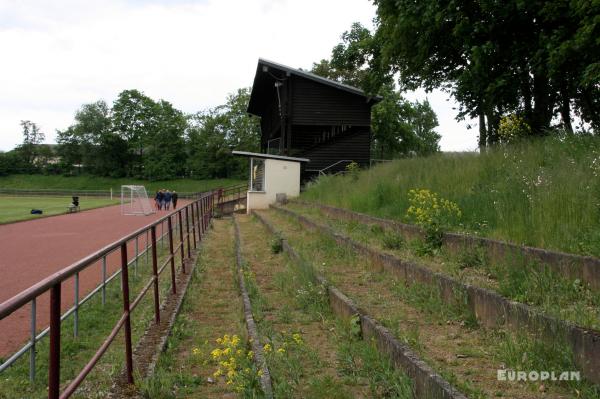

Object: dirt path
[258,210,580,399]
[0,201,188,356]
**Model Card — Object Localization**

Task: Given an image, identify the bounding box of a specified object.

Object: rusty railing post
[178,211,186,273]
[167,216,177,294]
[196,201,202,241]
[185,206,191,258]
[120,243,134,384]
[150,226,160,324]
[201,197,205,231]
[190,203,197,248]
[48,283,61,399]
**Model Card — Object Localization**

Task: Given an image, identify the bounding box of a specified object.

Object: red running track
[0,202,189,357]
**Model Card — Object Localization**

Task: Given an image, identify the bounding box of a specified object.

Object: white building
[232,151,309,213]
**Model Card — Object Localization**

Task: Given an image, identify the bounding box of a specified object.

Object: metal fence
[0,188,114,198]
[0,188,221,398]
[0,186,247,200]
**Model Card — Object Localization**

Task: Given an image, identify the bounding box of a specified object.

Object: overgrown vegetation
[303,135,600,257]
[238,215,413,398]
[284,203,600,330]
[260,209,600,398]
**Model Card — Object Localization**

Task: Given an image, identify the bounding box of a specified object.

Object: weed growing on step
[456,245,487,269]
[336,320,413,398]
[390,279,477,327]
[493,258,600,330]
[493,330,600,397]
[381,230,405,250]
[270,234,283,254]
[200,334,262,395]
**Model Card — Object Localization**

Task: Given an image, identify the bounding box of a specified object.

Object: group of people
[154,189,178,210]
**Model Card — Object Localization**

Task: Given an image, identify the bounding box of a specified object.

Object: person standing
[172,191,178,209]
[155,190,163,211]
[164,190,172,210]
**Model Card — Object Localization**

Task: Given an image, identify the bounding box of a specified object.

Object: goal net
[121,185,155,216]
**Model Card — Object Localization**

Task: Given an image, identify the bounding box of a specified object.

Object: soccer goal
[121,185,155,215]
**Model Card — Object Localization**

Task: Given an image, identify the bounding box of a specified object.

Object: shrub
[498,114,532,143]
[381,231,404,250]
[270,235,283,254]
[345,161,360,181]
[406,189,461,251]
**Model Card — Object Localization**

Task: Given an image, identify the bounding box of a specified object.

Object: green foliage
[406,188,461,249]
[498,114,533,143]
[18,120,45,167]
[457,247,486,270]
[344,161,360,181]
[33,87,259,180]
[311,23,441,158]
[336,323,413,398]
[381,231,404,250]
[187,88,260,179]
[270,235,283,254]
[302,135,600,257]
[371,0,600,140]
[142,100,187,180]
[349,314,361,338]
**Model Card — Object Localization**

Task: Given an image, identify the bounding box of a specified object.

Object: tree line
[0,88,261,179]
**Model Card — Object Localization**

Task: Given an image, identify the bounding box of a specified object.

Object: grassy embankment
[0,175,243,193]
[303,135,600,257]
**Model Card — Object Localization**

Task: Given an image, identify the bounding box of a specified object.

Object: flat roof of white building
[232,151,310,163]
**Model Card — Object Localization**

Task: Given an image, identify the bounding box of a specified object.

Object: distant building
[247,58,380,179]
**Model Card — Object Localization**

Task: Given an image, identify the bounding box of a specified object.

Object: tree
[311,23,441,157]
[372,0,599,143]
[143,100,187,180]
[186,88,260,179]
[410,100,441,156]
[17,120,45,170]
[111,90,157,175]
[56,100,126,176]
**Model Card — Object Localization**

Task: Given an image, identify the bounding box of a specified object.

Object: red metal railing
[0,189,219,398]
[217,183,248,214]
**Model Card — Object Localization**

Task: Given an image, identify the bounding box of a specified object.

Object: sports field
[0,196,119,224]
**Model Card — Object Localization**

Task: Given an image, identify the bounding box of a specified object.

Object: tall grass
[303,135,600,257]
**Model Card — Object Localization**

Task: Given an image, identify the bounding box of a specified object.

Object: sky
[0,0,478,153]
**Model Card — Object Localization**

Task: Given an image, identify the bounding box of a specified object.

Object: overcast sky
[0,0,478,153]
